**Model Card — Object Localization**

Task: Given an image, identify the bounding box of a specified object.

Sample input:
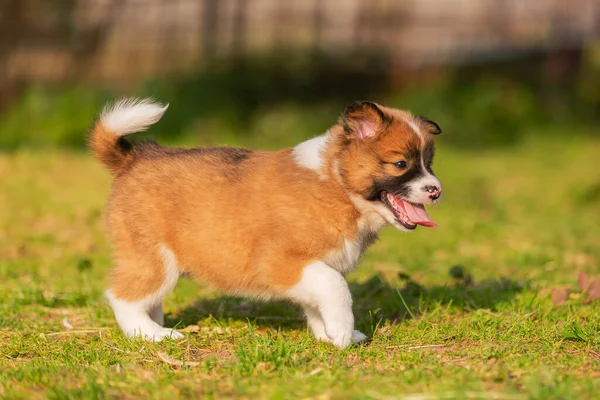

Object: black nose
[424,185,441,200]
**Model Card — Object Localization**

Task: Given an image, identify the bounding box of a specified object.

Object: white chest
[324,223,379,275]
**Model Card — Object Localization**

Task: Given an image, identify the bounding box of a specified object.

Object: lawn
[1,132,599,399]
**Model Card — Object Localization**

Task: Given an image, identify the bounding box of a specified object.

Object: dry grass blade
[62,317,74,329]
[156,351,200,367]
[306,367,323,377]
[179,325,231,334]
[386,344,445,350]
[46,328,111,336]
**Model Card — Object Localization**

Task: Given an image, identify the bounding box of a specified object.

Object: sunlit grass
[1,134,599,399]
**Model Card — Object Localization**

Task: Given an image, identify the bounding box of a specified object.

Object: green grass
[2,66,599,151]
[1,132,599,399]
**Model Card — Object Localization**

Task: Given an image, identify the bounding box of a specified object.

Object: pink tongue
[401,200,437,227]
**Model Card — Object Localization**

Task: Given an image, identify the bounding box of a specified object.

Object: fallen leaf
[578,271,590,292]
[584,279,600,304]
[179,325,201,333]
[551,287,570,306]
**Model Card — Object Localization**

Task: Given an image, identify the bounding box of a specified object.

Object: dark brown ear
[342,101,387,140]
[417,116,442,135]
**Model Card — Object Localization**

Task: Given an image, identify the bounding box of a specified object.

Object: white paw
[330,334,352,349]
[143,328,184,342]
[153,328,184,341]
[314,332,330,342]
[320,329,368,348]
[126,326,184,342]
[325,325,353,349]
[351,330,368,344]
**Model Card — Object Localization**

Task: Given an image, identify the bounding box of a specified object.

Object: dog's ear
[417,116,442,135]
[342,101,387,140]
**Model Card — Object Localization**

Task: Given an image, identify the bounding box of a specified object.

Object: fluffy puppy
[89,99,442,348]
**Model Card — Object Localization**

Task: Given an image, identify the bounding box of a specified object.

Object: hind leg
[106,244,183,342]
[105,291,182,341]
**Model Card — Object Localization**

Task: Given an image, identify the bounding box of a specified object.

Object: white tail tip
[100,98,168,136]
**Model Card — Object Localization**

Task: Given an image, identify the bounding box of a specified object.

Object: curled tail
[89,98,168,174]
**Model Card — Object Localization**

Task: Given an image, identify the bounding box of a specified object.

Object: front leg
[288,261,367,349]
[302,304,329,341]
[303,303,369,345]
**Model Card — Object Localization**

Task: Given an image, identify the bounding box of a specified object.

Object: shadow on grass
[167,273,525,333]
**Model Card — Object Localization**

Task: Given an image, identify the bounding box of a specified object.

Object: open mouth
[381,192,437,230]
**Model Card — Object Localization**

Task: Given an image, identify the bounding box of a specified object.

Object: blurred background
[1,5,600,390]
[1,0,599,150]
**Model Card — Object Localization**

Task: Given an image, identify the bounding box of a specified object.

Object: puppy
[89,98,442,348]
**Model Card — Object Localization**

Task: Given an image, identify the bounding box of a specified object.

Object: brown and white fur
[89,98,442,348]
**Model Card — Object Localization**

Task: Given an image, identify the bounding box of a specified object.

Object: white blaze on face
[405,118,442,205]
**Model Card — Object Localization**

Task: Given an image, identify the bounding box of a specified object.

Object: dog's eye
[394,161,408,169]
